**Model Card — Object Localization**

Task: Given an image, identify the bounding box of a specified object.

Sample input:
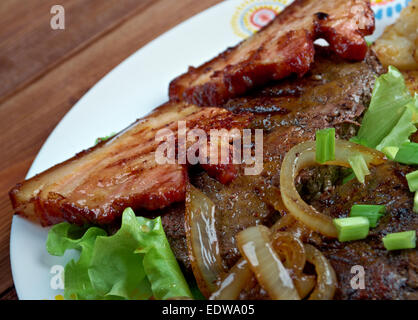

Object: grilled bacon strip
[169,0,374,106]
[10,102,250,226]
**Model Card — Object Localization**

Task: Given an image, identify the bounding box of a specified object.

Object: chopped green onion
[316,128,335,164]
[394,142,418,165]
[348,154,370,184]
[381,146,399,160]
[382,230,416,251]
[333,217,370,242]
[414,192,418,214]
[349,204,385,228]
[406,170,418,192]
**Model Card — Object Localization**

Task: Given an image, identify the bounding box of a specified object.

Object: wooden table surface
[0,0,222,300]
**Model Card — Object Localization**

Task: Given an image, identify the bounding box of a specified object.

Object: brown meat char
[9,103,250,227]
[224,46,383,133]
[170,0,374,106]
[159,47,417,300]
[308,163,418,300]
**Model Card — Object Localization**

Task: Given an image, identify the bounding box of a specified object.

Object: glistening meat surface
[158,48,418,300]
[307,163,418,300]
[169,0,374,106]
[9,103,250,226]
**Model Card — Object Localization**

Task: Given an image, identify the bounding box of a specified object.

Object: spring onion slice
[414,192,418,214]
[382,231,416,251]
[349,204,385,228]
[280,140,385,238]
[348,154,370,184]
[333,217,370,242]
[406,170,418,192]
[316,128,335,164]
[394,142,418,165]
[382,146,399,160]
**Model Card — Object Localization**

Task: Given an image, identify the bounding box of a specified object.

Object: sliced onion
[264,187,314,241]
[271,232,316,298]
[236,225,300,300]
[185,183,225,298]
[272,232,306,274]
[261,184,288,215]
[294,274,316,299]
[280,140,386,237]
[209,259,252,300]
[271,213,296,234]
[304,244,337,300]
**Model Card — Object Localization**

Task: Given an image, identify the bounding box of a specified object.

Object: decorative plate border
[372,0,410,20]
[231,0,412,38]
[231,0,292,38]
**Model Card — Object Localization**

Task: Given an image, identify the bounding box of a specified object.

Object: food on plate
[10,0,418,300]
[403,70,418,95]
[46,208,193,300]
[10,103,250,226]
[169,0,374,106]
[162,49,417,299]
[372,0,418,70]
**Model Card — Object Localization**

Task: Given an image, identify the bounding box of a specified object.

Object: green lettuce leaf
[46,223,107,300]
[410,94,418,124]
[46,208,192,300]
[134,215,192,300]
[394,142,418,165]
[356,66,413,149]
[94,132,116,145]
[376,104,417,151]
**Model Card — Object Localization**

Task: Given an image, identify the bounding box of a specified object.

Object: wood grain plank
[0,0,223,298]
[0,0,156,104]
[0,287,17,300]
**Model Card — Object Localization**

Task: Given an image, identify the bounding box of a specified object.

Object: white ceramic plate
[10,0,408,300]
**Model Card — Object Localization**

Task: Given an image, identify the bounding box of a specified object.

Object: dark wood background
[0,0,222,300]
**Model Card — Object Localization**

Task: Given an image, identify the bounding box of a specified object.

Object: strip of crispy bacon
[10,102,250,226]
[169,0,374,106]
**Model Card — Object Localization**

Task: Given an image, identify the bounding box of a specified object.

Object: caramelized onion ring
[304,244,337,300]
[185,183,225,298]
[294,274,316,299]
[280,140,385,237]
[271,214,296,234]
[236,225,300,300]
[272,232,306,274]
[209,259,252,300]
[272,232,316,298]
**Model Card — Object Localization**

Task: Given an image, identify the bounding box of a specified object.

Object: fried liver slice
[169,0,374,106]
[307,162,418,300]
[163,47,383,270]
[9,102,250,226]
